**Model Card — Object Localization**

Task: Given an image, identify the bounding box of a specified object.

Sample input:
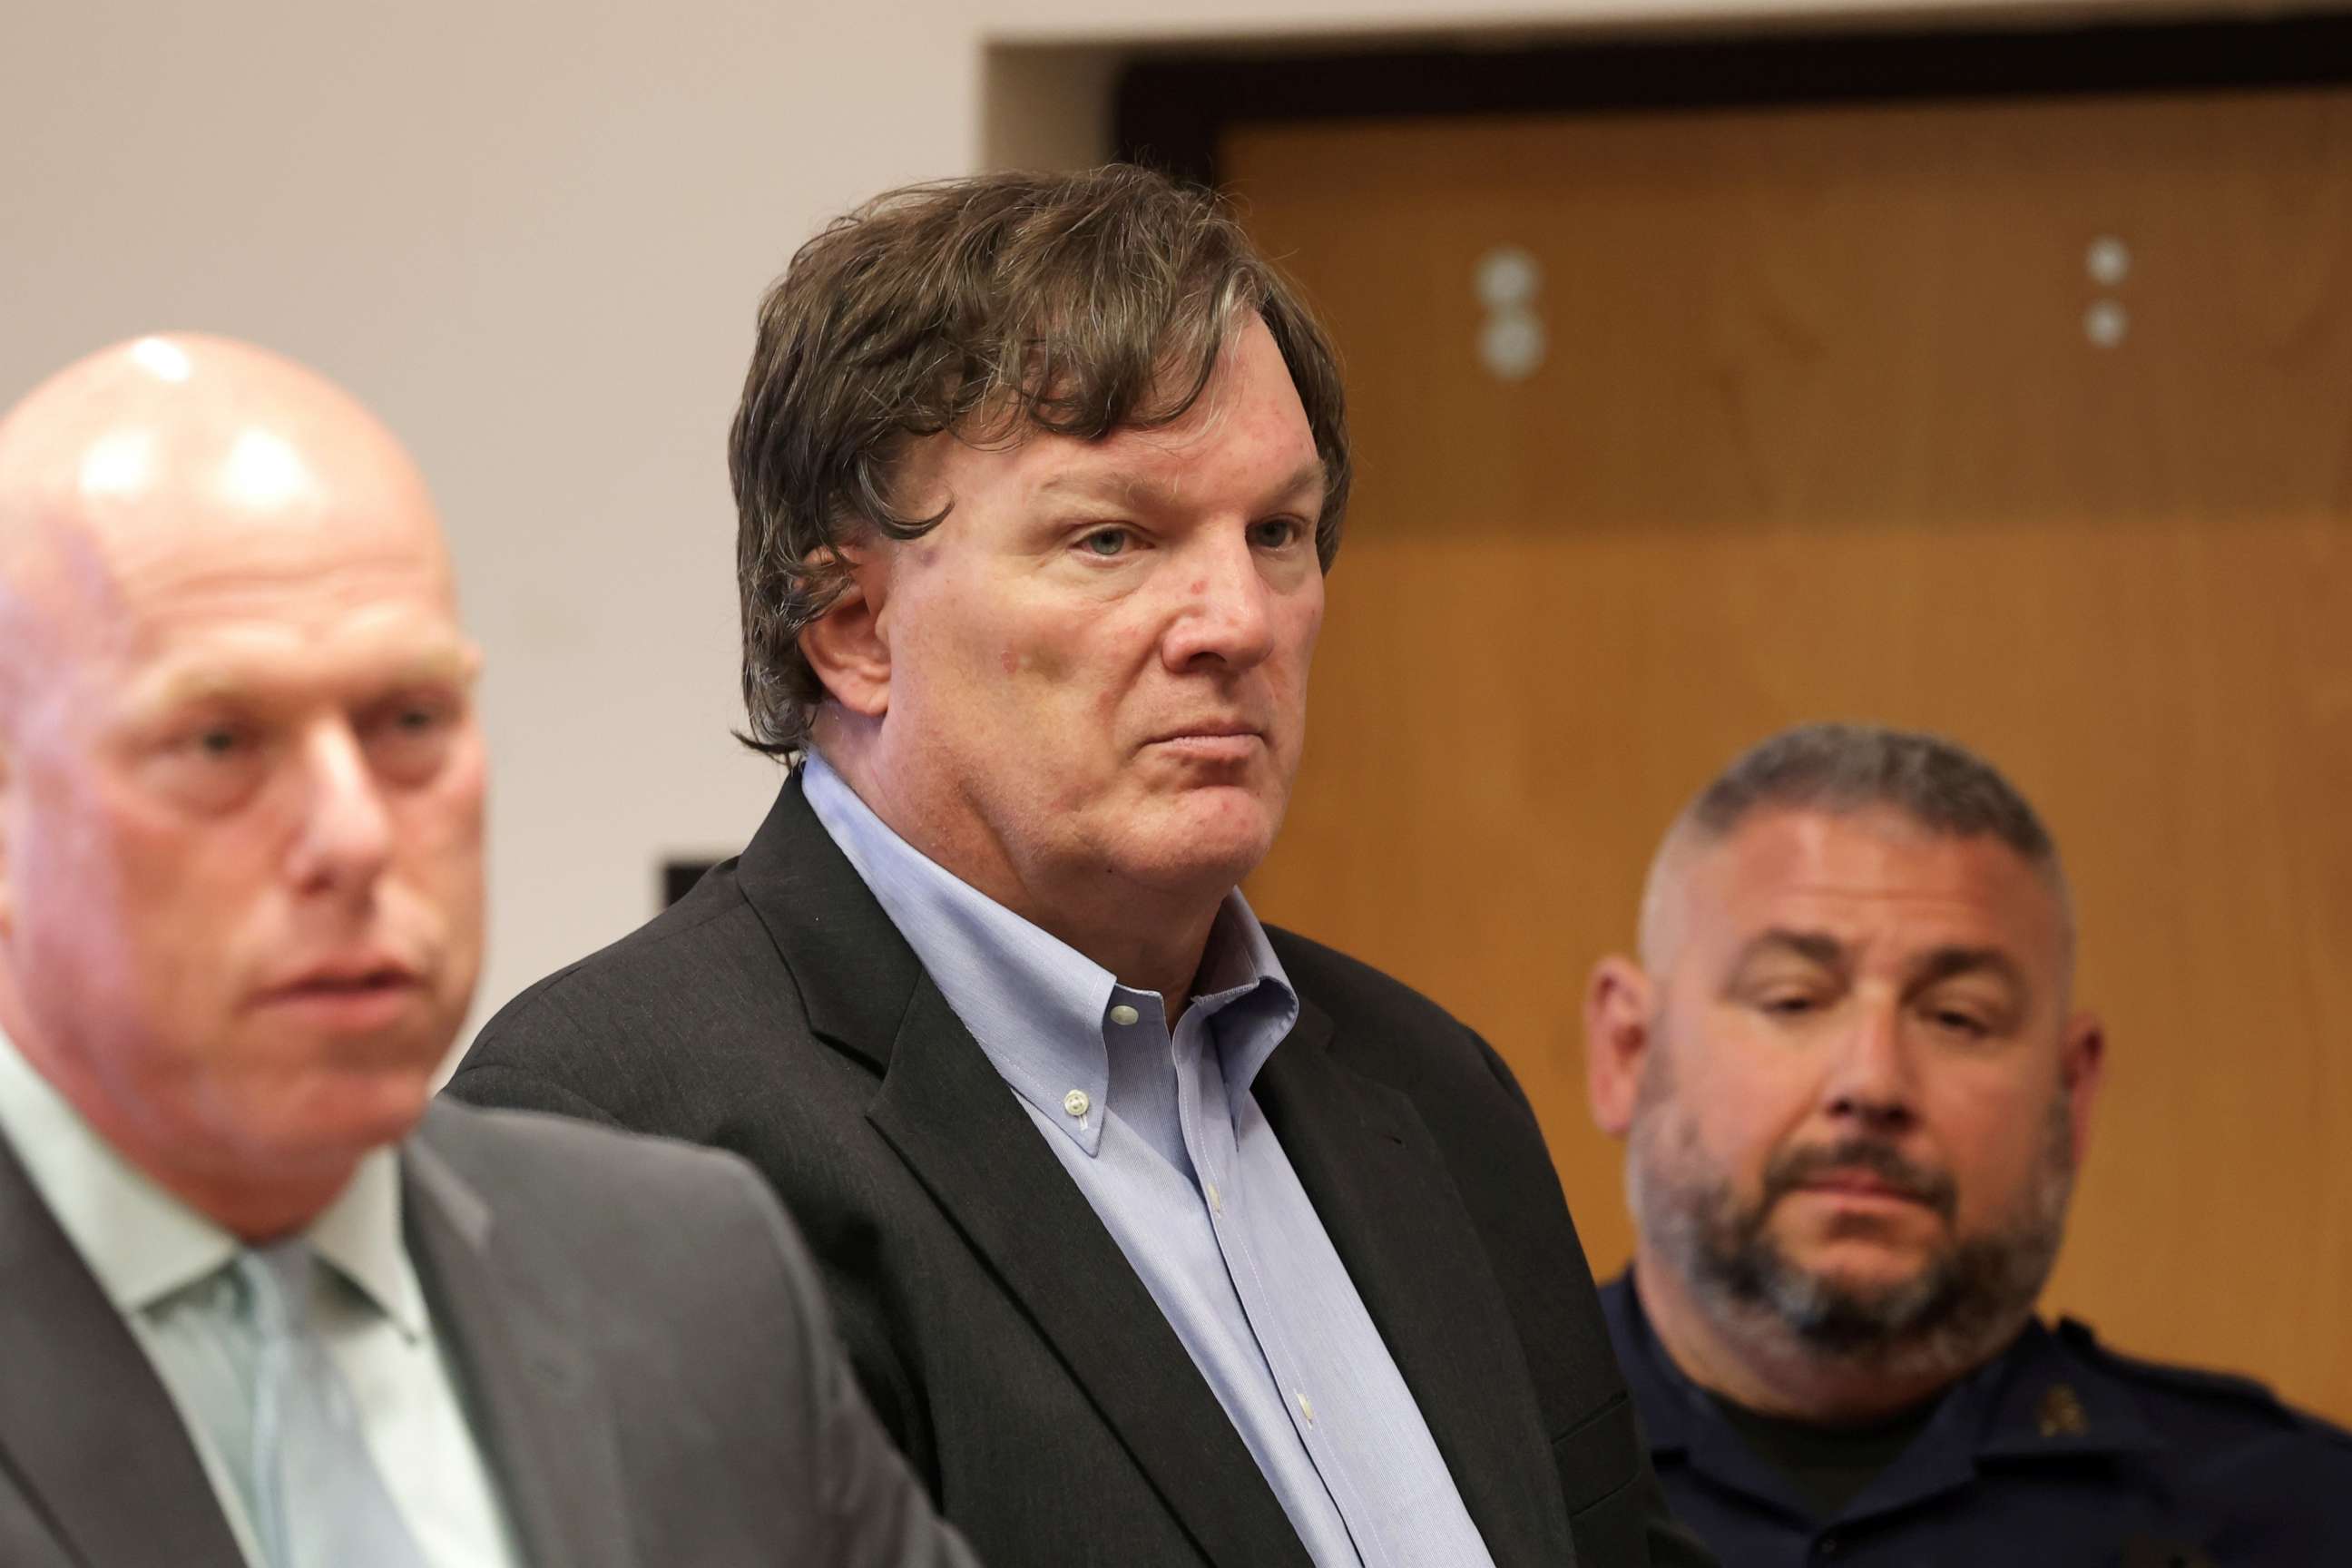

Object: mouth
[1146,721,1266,761]
[253,961,427,1030]
[1790,1170,1936,1210]
[1766,1136,1956,1221]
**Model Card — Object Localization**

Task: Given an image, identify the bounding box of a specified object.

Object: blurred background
[7,0,2346,1422]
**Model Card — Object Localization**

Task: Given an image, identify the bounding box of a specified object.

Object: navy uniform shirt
[1602,1272,2352,1568]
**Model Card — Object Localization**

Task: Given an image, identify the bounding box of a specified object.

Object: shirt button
[1109,1004,1140,1026]
[1815,1534,1840,1558]
[1063,1089,1092,1118]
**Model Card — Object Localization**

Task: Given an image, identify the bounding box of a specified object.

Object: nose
[1818,999,1919,1136]
[284,720,394,898]
[1160,529,1278,672]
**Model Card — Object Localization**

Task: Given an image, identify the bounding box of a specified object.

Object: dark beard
[1631,1096,2073,1379]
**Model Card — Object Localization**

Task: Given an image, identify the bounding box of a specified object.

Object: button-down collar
[801,750,1298,1157]
[0,1025,426,1338]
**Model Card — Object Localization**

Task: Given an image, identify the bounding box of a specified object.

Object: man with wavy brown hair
[452,166,1707,1568]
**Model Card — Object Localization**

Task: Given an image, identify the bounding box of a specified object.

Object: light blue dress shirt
[805,753,1495,1568]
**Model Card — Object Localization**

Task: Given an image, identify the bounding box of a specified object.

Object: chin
[260,1063,437,1158]
[1183,785,1284,850]
[1128,825,1279,896]
[1795,1246,1938,1298]
[1112,852,1264,904]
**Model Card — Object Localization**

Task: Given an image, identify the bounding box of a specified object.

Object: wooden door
[1224,89,2352,1421]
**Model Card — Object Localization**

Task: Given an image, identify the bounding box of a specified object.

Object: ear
[0,731,13,941]
[2059,1009,2105,1167]
[1585,954,1656,1138]
[796,543,893,720]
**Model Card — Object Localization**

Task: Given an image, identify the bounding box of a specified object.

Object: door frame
[1115,13,2352,187]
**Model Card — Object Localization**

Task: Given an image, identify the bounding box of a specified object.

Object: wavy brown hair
[727,164,1350,757]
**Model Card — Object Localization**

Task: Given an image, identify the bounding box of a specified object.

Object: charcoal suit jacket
[0,1097,971,1568]
[447,772,1714,1568]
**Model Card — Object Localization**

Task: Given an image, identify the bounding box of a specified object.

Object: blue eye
[1250,518,1303,550]
[1080,528,1130,557]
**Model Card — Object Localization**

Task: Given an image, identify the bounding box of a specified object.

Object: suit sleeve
[719,1156,980,1568]
[1467,1033,1720,1568]
[1630,1448,1719,1568]
[443,985,630,1131]
[442,1061,625,1129]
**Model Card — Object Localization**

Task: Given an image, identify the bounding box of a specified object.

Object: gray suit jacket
[0,1098,975,1568]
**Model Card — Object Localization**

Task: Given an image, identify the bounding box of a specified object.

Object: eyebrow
[1721,929,2030,1004]
[1905,946,2028,996]
[121,637,480,719]
[1725,928,1849,980]
[1032,456,1328,514]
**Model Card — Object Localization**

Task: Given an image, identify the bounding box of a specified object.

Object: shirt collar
[802,750,1298,1153]
[308,1142,427,1339]
[0,1025,426,1338]
[1191,888,1300,1093]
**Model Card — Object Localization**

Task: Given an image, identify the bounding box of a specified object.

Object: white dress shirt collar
[0,1024,426,1338]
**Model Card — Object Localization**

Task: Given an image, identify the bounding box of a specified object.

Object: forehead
[910,316,1322,518]
[33,476,461,701]
[1681,808,2065,966]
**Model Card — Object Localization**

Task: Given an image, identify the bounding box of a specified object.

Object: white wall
[0,0,2283,1031]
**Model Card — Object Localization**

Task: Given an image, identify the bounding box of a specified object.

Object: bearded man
[1584,722,2352,1568]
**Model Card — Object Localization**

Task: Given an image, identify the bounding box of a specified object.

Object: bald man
[0,335,972,1568]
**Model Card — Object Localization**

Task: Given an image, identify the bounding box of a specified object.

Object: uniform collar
[0,1026,426,1338]
[1974,1317,2169,1461]
[1604,1269,2162,1527]
[801,750,1297,1155]
[1601,1269,1706,1455]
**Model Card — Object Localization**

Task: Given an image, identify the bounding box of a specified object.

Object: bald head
[0,335,485,1241]
[0,335,454,714]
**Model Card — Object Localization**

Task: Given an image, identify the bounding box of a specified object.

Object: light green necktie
[233,1240,430,1568]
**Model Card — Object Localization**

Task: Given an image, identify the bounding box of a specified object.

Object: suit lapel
[740,779,1308,1563]
[734,770,932,1075]
[0,1137,245,1568]
[867,975,1314,1568]
[403,1117,633,1568]
[1253,1006,1577,1568]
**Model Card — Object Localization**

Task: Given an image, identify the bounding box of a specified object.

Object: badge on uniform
[2037,1382,2091,1438]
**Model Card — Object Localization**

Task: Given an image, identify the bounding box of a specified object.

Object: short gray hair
[1643,722,2071,956]
[1683,722,2054,858]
